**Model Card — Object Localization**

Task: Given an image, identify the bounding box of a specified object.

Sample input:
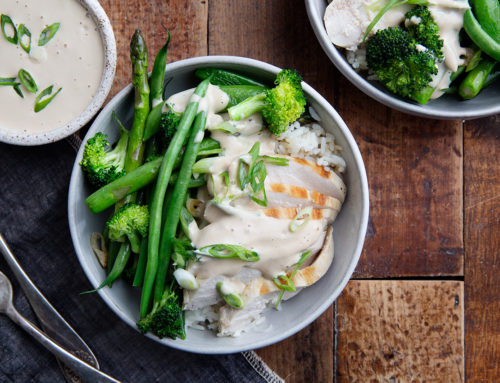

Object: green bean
[464,10,500,61]
[106,240,121,275]
[472,0,500,43]
[484,65,500,87]
[450,66,466,83]
[124,30,150,174]
[195,68,268,87]
[459,58,496,99]
[149,32,170,108]
[132,236,148,287]
[140,77,211,317]
[154,109,208,300]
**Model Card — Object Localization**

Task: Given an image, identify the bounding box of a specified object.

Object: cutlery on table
[0,234,120,383]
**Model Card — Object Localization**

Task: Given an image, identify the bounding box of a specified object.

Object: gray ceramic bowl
[68,56,369,354]
[305,0,500,119]
[0,0,116,146]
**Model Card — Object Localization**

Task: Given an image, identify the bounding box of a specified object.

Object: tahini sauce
[0,0,104,133]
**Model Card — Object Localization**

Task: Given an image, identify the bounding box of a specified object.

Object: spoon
[0,271,120,383]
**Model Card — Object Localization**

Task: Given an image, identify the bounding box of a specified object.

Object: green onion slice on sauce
[275,250,313,309]
[38,23,60,46]
[216,281,244,309]
[13,83,24,98]
[18,69,37,93]
[289,206,313,232]
[34,85,62,112]
[199,244,260,262]
[258,155,289,166]
[1,15,18,44]
[17,24,31,53]
[0,77,17,86]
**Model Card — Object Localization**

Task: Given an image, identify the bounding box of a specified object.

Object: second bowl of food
[68,55,369,353]
[305,0,500,119]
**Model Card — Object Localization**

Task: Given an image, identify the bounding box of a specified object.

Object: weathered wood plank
[336,77,464,277]
[464,116,500,382]
[337,280,464,382]
[208,1,335,380]
[99,0,208,99]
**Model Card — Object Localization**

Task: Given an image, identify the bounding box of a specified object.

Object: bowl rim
[68,55,369,354]
[0,0,116,146]
[304,0,500,120]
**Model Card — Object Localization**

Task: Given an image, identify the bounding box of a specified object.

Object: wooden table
[100,1,500,381]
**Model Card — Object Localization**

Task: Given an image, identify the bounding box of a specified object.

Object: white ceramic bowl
[305,0,500,119]
[0,0,116,146]
[68,56,369,354]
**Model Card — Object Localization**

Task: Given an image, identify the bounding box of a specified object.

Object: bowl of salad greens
[306,0,500,119]
[68,32,368,353]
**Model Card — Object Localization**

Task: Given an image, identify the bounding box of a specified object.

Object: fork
[0,270,120,383]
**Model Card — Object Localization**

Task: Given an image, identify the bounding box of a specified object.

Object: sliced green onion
[258,155,289,166]
[0,77,17,86]
[197,148,223,157]
[275,250,313,308]
[18,69,37,93]
[272,275,296,292]
[212,170,230,203]
[208,121,239,134]
[192,157,216,174]
[250,187,268,207]
[289,206,313,232]
[199,244,260,262]
[13,83,24,98]
[238,158,250,190]
[17,24,31,53]
[216,281,244,309]
[174,269,198,290]
[248,142,260,163]
[250,160,266,193]
[1,15,17,44]
[34,85,62,112]
[38,22,60,46]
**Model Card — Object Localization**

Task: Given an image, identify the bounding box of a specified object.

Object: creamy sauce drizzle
[0,0,104,133]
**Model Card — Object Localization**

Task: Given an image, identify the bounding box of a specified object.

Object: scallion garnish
[0,77,17,86]
[216,281,244,309]
[197,148,223,157]
[236,142,270,206]
[272,275,296,292]
[209,121,239,135]
[17,24,31,53]
[1,14,17,44]
[18,69,37,93]
[258,155,289,166]
[211,171,230,203]
[289,206,313,232]
[34,85,62,112]
[38,22,60,46]
[275,250,313,308]
[13,83,24,98]
[198,244,260,262]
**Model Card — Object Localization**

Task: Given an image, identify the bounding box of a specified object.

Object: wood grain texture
[336,77,464,278]
[100,0,208,99]
[207,1,336,380]
[464,116,500,382]
[257,307,334,383]
[337,280,464,382]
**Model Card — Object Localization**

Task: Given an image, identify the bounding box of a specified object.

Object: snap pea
[484,64,500,87]
[464,10,500,61]
[472,0,500,43]
[459,58,496,99]
[195,68,268,87]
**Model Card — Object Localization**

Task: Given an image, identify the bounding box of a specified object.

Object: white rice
[276,120,346,174]
[346,47,368,71]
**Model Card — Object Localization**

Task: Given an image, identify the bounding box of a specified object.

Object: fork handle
[6,306,121,383]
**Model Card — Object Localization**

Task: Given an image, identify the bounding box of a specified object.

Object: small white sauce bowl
[68,56,369,354]
[0,0,116,146]
[305,0,500,119]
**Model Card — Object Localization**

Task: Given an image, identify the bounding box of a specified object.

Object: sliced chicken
[266,157,346,202]
[266,183,343,210]
[262,206,339,223]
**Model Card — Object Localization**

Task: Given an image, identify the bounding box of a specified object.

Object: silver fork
[0,270,120,383]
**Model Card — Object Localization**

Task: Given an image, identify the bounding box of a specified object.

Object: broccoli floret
[106,203,149,253]
[227,69,306,136]
[404,6,443,60]
[159,107,181,145]
[366,27,438,99]
[80,129,129,188]
[137,288,185,339]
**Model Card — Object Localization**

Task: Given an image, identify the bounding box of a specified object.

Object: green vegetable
[216,281,244,309]
[1,15,17,44]
[13,84,23,98]
[198,244,260,262]
[132,236,149,287]
[34,85,62,112]
[38,23,60,46]
[141,77,210,318]
[137,287,185,339]
[472,0,500,43]
[106,203,149,253]
[219,85,267,109]
[464,9,500,61]
[80,130,129,188]
[272,275,296,291]
[85,156,163,214]
[289,206,313,232]
[466,50,482,72]
[275,250,313,308]
[17,24,31,53]
[450,66,466,82]
[106,240,121,275]
[0,77,17,86]
[195,68,268,87]
[366,27,438,101]
[158,108,181,147]
[228,69,306,136]
[179,207,195,240]
[236,142,269,206]
[124,30,150,175]
[149,32,171,108]
[459,57,496,99]
[484,64,500,87]
[18,69,37,93]
[154,109,208,300]
[404,6,443,60]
